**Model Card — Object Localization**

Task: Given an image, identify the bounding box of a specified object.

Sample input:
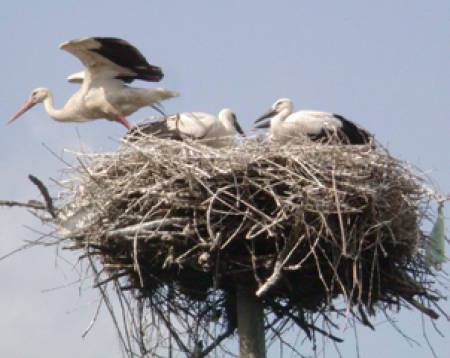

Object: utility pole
[236,285,266,358]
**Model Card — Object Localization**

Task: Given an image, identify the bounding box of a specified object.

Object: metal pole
[236,285,266,358]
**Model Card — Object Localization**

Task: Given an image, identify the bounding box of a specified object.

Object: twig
[0,199,46,211]
[198,327,234,358]
[404,297,439,320]
[82,297,104,338]
[28,174,57,218]
[331,168,346,256]
[104,218,187,239]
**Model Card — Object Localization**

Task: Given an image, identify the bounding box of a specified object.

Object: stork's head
[254,98,293,128]
[29,88,50,103]
[271,98,293,113]
[7,88,50,125]
[219,108,245,136]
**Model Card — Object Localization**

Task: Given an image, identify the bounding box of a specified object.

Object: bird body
[129,109,245,148]
[255,98,372,145]
[8,37,178,129]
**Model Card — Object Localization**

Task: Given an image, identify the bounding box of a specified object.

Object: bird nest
[44,135,443,356]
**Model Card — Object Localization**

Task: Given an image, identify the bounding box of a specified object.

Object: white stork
[128,109,245,148]
[8,37,179,130]
[254,98,372,145]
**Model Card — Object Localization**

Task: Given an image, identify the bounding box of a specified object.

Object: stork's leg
[117,116,136,130]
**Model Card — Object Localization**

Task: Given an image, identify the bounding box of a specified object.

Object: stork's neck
[219,115,235,133]
[271,107,291,127]
[42,92,72,122]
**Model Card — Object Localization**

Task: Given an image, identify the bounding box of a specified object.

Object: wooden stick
[0,200,46,211]
[28,174,57,218]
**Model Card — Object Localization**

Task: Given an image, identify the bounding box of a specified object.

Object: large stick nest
[54,135,442,354]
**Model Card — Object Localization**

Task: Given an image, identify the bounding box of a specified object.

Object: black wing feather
[90,37,163,82]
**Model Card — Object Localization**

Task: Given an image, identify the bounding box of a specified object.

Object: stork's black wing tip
[139,65,164,82]
[332,113,373,145]
[90,37,164,83]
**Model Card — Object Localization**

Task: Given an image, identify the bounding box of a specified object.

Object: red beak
[7,99,36,125]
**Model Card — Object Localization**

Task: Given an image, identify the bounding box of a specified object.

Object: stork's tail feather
[156,88,180,101]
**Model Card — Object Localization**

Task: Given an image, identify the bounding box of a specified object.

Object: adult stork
[254,98,372,145]
[8,37,178,130]
[127,108,245,148]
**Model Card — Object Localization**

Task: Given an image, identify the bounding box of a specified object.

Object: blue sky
[0,1,449,357]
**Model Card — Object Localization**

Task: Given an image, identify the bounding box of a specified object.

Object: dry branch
[28,174,57,218]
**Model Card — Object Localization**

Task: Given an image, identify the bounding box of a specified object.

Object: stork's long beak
[254,108,277,129]
[254,120,271,129]
[254,108,277,124]
[229,113,245,137]
[7,99,36,125]
[234,119,246,137]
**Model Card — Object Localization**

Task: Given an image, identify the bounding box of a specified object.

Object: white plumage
[8,37,178,129]
[129,108,245,148]
[66,71,85,84]
[255,98,372,145]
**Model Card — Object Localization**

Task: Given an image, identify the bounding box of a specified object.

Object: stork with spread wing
[8,37,178,129]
